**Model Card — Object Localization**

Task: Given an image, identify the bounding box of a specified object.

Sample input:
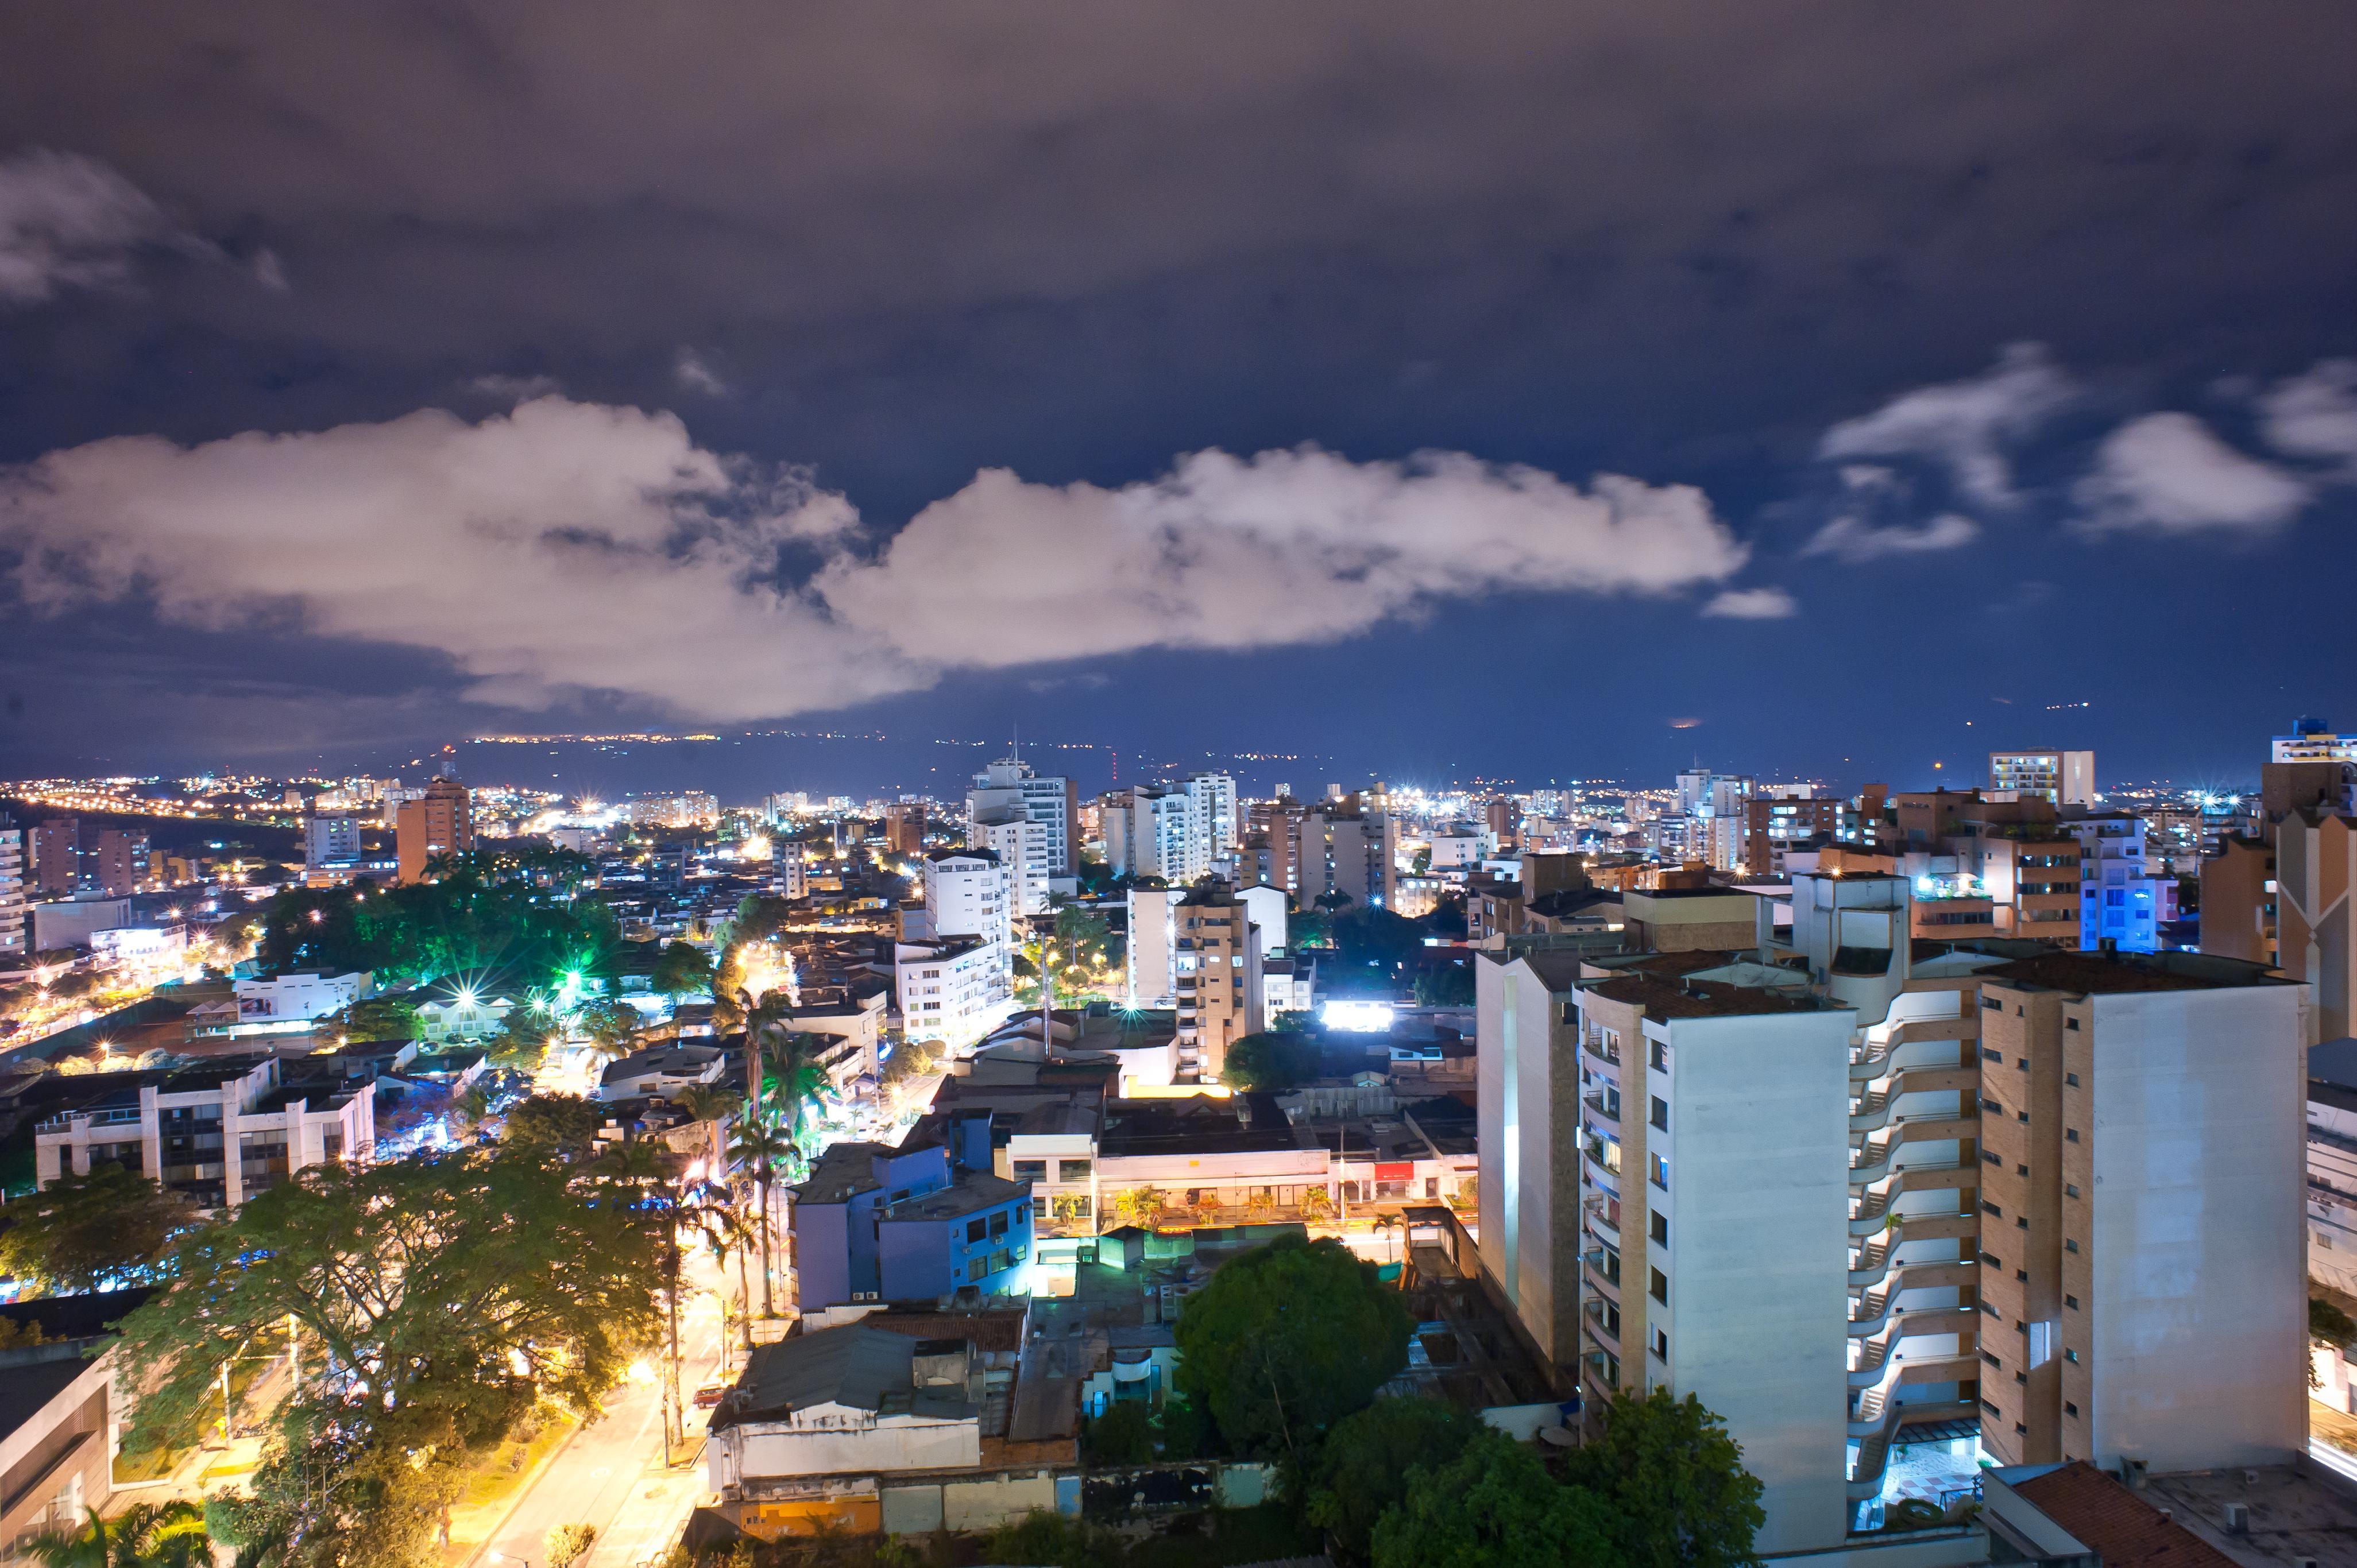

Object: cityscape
[5,7,2357,1568]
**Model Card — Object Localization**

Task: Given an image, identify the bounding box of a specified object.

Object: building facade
[1988,751,2096,807]
[967,758,1078,877]
[396,776,474,884]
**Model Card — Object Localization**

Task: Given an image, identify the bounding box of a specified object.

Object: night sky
[3,5,2355,800]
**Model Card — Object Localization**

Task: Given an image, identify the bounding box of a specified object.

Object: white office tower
[967,757,1077,876]
[306,815,362,869]
[1125,886,1179,1008]
[971,808,1054,917]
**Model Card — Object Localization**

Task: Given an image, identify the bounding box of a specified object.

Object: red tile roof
[2011,1462,2242,1568]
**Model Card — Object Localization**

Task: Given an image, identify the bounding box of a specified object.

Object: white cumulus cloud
[2073,412,2311,534]
[0,401,1748,721]
[1818,343,2074,508]
[0,148,212,305]
[1802,512,1980,562]
[1700,586,1798,620]
[2260,359,2357,476]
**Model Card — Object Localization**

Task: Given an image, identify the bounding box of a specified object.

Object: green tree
[1331,908,1425,979]
[649,941,714,1000]
[1372,1430,1620,1568]
[1306,1396,1480,1565]
[573,997,643,1056]
[27,1500,210,1568]
[1221,1032,1320,1093]
[729,1118,797,1318]
[1562,1388,1765,1568]
[1172,1236,1413,1465]
[337,996,420,1044]
[501,1095,607,1159]
[114,1151,662,1567]
[1413,963,1476,1006]
[2313,1296,2357,1350]
[486,1008,559,1074]
[0,1164,193,1295]
[1081,1400,1156,1465]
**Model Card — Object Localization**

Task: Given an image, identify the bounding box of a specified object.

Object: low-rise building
[34,1055,375,1210]
[598,1043,729,1101]
[791,1133,1034,1309]
[235,970,372,1024]
[897,937,1015,1054]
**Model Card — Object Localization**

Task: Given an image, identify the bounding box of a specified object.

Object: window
[2016,1217,2028,1230]
[1982,1151,2003,1167]
[1649,1153,1670,1191]
[2015,1423,2029,1436]
[2064,1349,2079,1364]
[1983,1201,2004,1217]
[1981,1097,2004,1113]
[2015,1371,2027,1384]
[2065,1072,2079,1086]
[1649,1268,1668,1304]
[1651,1327,1668,1361]
[1013,1160,1047,1180]
[1981,1399,2003,1415]
[2066,1017,2081,1032]
[1979,1252,2002,1267]
[1984,1049,2004,1063]
[967,1218,988,1243]
[2064,1238,2078,1253]
[2065,1294,2080,1310]
[1651,1096,1669,1130]
[2018,1110,2030,1122]
[2065,1401,2079,1417]
[1058,1159,1092,1183]
[2016,1269,2028,1281]
[1981,1350,2002,1368]
[2065,1183,2080,1198]
[2018,1163,2029,1175]
[1651,1212,1668,1244]
[990,1210,1010,1237]
[1033,1197,1048,1220]
[968,1259,987,1281]
[1984,997,2002,1011]
[1650,1040,1668,1071]
[2065,1128,2080,1143]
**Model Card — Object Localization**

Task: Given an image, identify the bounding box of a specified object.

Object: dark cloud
[2,2,2356,783]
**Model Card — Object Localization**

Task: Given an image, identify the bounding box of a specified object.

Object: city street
[466,1262,732,1568]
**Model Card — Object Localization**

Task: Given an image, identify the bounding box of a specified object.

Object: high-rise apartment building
[968,758,1079,877]
[2273,717,2357,763]
[0,815,27,966]
[1124,886,1179,1009]
[1972,951,2305,1470]
[1172,882,1265,1083]
[30,819,78,897]
[1988,750,2096,807]
[396,776,474,884]
[970,809,1053,918]
[306,815,362,870]
[2273,808,2356,1046]
[883,802,926,857]
[1477,871,2305,1554]
[2058,811,2171,953]
[26,819,145,897]
[1745,789,1839,873]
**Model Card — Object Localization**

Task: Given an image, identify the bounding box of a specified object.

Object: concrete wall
[2076,984,2306,1471]
[794,1202,853,1308]
[1476,957,1579,1370]
[1664,1006,1856,1556]
[725,1408,981,1481]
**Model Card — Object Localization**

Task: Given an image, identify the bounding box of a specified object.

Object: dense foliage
[251,868,618,992]
[1172,1236,1413,1465]
[0,1164,192,1295]
[1305,1396,1480,1563]
[114,1148,663,1567]
[1562,1389,1766,1568]
[1373,1429,1619,1568]
[1220,1032,1320,1092]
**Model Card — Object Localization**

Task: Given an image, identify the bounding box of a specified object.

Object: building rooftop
[0,1352,99,1452]
[713,1323,971,1431]
[1980,949,2288,996]
[1588,973,1833,1020]
[883,1171,1030,1223]
[1099,1094,1299,1157]
[2002,1462,2240,1568]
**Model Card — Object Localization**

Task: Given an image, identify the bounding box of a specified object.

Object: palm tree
[728,1118,797,1319]
[685,1187,757,1355]
[759,1032,830,1156]
[28,1502,209,1568]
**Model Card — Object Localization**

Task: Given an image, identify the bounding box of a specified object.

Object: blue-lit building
[2063,811,2174,953]
[788,1110,1034,1308]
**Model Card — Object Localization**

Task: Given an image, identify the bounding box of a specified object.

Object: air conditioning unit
[2221,1503,2249,1534]
[2120,1458,2149,1489]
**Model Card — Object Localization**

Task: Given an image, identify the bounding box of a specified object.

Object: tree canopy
[1561,1388,1766,1568]
[115,1149,663,1567]
[1306,1396,1481,1564]
[0,1164,192,1295]
[1220,1032,1320,1093]
[1172,1236,1413,1464]
[28,1499,211,1568]
[1371,1430,1620,1568]
[251,869,618,993]
[648,940,714,998]
[500,1094,607,1159]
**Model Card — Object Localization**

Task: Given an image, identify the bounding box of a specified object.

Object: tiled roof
[2011,1462,2242,1568]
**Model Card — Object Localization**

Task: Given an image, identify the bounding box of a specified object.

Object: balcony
[1582,1091,1621,1124]
[1581,1300,1622,1354]
[1582,1036,1621,1066]
[36,1105,144,1133]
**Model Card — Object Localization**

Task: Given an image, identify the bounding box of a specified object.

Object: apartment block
[2058,812,2172,953]
[396,776,474,884]
[1173,882,1265,1085]
[1475,950,1589,1373]
[969,809,1054,918]
[34,1054,375,1210]
[1988,750,2096,806]
[0,815,26,967]
[1124,887,1179,1010]
[1971,951,2304,1472]
[2273,807,2357,1045]
[2198,834,2276,966]
[894,936,1013,1053]
[967,758,1077,877]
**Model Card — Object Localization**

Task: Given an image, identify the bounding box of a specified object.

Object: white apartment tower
[1477,872,2306,1556]
[967,758,1078,878]
[0,814,27,966]
[1988,750,2096,806]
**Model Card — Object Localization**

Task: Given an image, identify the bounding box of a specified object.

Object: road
[470,1264,732,1568]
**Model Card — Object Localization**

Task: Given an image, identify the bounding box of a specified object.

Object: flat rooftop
[1588,973,1833,1020]
[1980,950,2287,996]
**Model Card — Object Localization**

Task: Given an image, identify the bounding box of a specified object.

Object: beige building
[2273,807,2356,1046]
[1174,882,1264,1084]
[396,775,474,884]
[2198,833,2277,966]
